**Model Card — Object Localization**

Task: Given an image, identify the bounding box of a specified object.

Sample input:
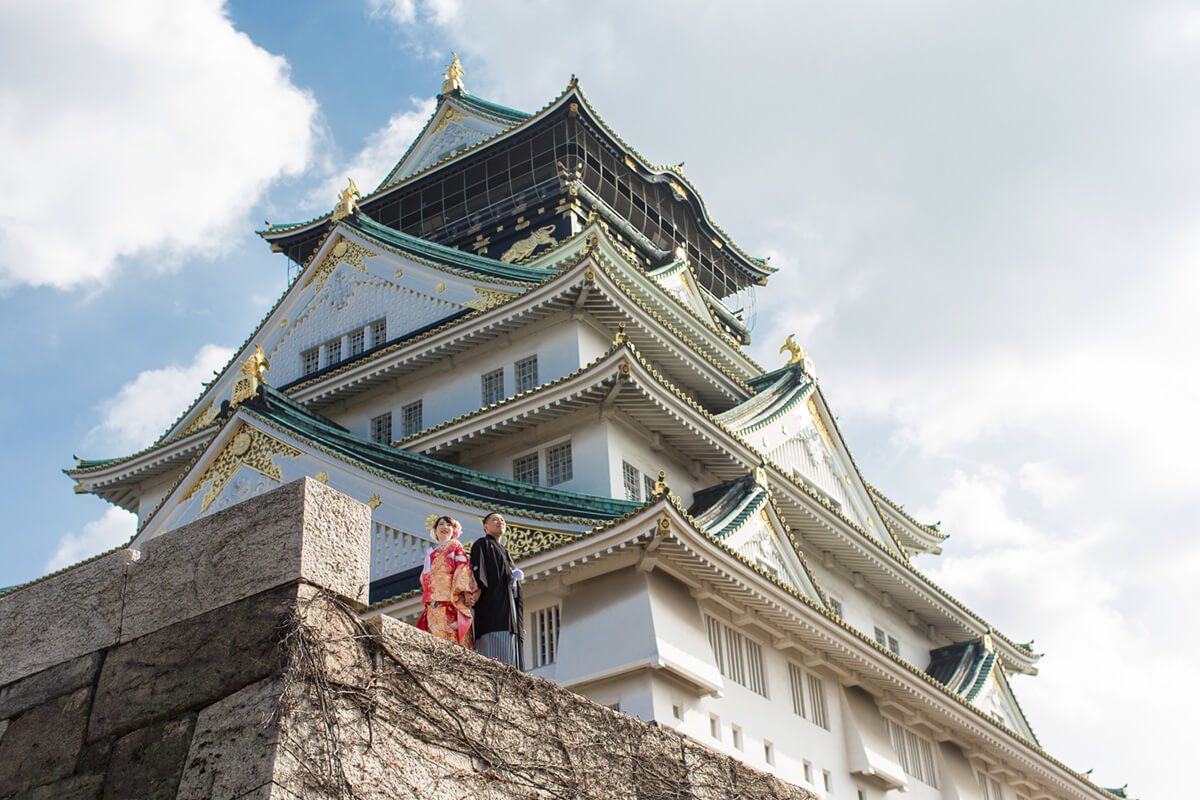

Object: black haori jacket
[470,535,524,639]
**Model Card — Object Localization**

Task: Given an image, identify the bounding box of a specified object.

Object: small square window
[546,441,573,485]
[481,368,504,405]
[763,740,774,766]
[672,703,683,721]
[514,355,538,393]
[400,400,423,438]
[513,453,539,485]
[709,714,721,740]
[370,412,392,445]
[731,725,743,751]
[803,760,813,783]
[823,770,833,792]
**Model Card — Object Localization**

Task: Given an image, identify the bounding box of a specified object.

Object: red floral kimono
[416,539,479,647]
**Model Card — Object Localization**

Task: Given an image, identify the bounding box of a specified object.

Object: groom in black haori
[470,511,525,668]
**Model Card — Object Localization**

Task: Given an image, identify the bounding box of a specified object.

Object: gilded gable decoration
[231,345,270,406]
[500,225,557,263]
[463,285,518,311]
[441,52,466,94]
[331,178,361,222]
[181,422,302,512]
[304,236,374,292]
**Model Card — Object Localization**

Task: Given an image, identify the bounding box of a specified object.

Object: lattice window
[514,354,538,394]
[400,400,423,438]
[481,367,504,405]
[370,319,387,347]
[349,327,365,357]
[530,605,561,668]
[828,596,844,617]
[301,347,320,377]
[513,453,539,485]
[789,662,807,718]
[546,441,572,486]
[806,672,829,730]
[622,461,641,502]
[977,772,1004,800]
[886,719,939,788]
[370,412,392,445]
[326,338,342,365]
[644,474,656,499]
[705,616,768,697]
[874,626,900,656]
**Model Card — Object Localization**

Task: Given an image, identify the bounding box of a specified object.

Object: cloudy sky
[1,1,1195,795]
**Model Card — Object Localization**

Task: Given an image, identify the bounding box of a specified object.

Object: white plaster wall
[553,568,660,687]
[324,311,586,441]
[802,554,939,673]
[466,412,611,497]
[137,471,184,527]
[602,414,714,509]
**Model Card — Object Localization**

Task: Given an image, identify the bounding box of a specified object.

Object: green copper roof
[73,456,124,470]
[716,363,812,433]
[688,475,768,540]
[243,386,639,520]
[445,89,530,124]
[926,638,997,701]
[344,212,557,284]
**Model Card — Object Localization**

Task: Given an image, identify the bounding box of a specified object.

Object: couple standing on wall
[415,511,525,668]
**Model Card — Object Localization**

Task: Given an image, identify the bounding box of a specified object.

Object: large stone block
[7,774,104,800]
[101,713,196,800]
[88,585,298,741]
[0,686,92,795]
[175,677,284,800]
[0,550,136,686]
[0,652,103,720]
[121,478,370,642]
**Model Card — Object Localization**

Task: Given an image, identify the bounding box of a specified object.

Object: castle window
[481,367,504,405]
[514,354,538,393]
[546,441,572,485]
[622,461,642,502]
[823,770,833,793]
[763,740,774,766]
[874,626,900,656]
[644,474,656,499]
[370,319,387,347]
[885,718,939,788]
[301,347,320,377]
[326,338,342,365]
[349,328,365,357]
[513,453,539,485]
[400,400,423,438]
[976,772,1004,800]
[789,662,807,718]
[705,616,768,697]
[807,672,830,729]
[709,714,721,740]
[828,596,844,617]
[731,725,743,751]
[370,412,392,445]
[530,605,560,667]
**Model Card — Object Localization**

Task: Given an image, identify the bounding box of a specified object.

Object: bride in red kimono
[416,514,479,647]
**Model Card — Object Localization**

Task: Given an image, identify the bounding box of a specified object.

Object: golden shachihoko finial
[332,178,361,222]
[231,344,271,406]
[780,334,806,366]
[442,52,466,94]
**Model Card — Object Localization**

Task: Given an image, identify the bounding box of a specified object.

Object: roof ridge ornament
[331,178,361,222]
[231,344,270,407]
[442,52,466,95]
[780,334,815,374]
[653,470,669,496]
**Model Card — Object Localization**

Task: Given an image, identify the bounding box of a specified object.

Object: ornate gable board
[160,227,521,442]
[384,99,512,188]
[973,665,1038,743]
[720,496,826,606]
[646,256,721,331]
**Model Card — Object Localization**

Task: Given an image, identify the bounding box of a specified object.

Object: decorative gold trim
[462,285,518,311]
[435,282,446,294]
[504,523,579,560]
[780,334,805,366]
[183,402,219,435]
[181,422,302,512]
[314,470,328,484]
[441,52,465,95]
[331,178,361,222]
[500,225,557,263]
[807,397,833,446]
[231,344,270,407]
[304,236,374,293]
[367,493,382,510]
[393,268,404,279]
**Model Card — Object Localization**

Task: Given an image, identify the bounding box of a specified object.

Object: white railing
[372,521,428,579]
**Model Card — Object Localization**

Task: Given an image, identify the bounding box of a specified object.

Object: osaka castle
[67,58,1125,800]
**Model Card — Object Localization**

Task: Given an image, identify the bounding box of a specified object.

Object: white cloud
[311,96,437,205]
[88,344,234,453]
[44,507,136,573]
[0,0,318,290]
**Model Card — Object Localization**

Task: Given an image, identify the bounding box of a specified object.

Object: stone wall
[0,478,814,800]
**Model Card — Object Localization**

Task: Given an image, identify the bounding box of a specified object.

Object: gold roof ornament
[441,52,466,94]
[331,178,361,222]
[780,334,815,374]
[613,322,628,345]
[653,470,669,496]
[231,344,270,406]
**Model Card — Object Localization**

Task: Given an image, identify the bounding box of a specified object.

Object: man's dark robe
[470,534,524,640]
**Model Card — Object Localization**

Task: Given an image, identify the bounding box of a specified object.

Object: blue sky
[2,1,1198,796]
